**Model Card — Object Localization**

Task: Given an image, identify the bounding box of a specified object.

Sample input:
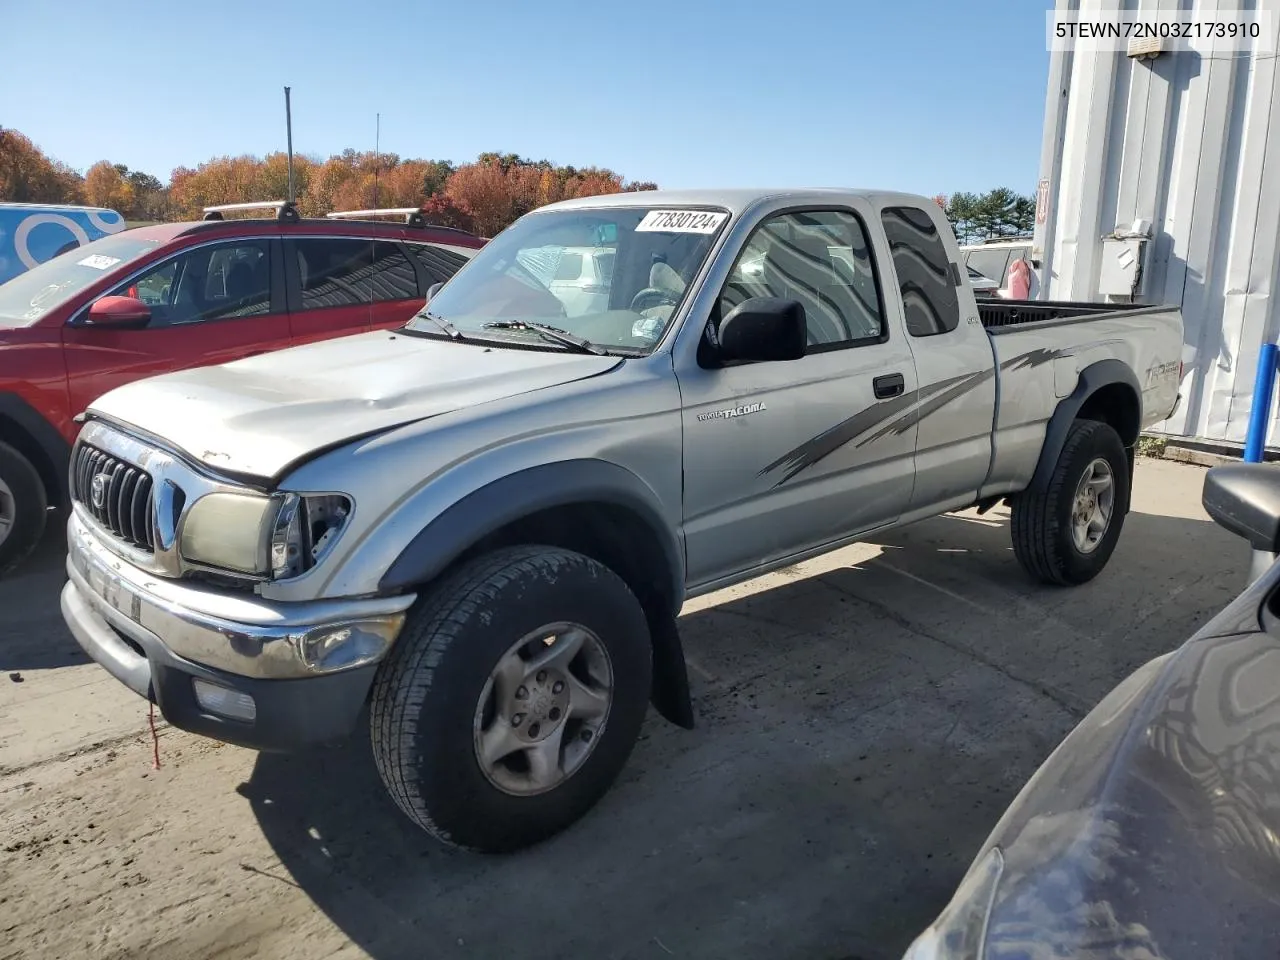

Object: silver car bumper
[63,509,414,681]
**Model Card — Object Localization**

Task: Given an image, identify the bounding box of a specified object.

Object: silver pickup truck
[60,189,1183,852]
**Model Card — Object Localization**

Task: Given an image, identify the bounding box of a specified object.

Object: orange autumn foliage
[1,128,657,236]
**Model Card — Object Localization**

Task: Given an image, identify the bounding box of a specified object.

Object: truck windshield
[0,233,162,328]
[405,206,729,354]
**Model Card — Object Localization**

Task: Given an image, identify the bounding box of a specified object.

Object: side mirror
[717,297,806,363]
[426,281,445,301]
[86,296,151,329]
[1203,463,1280,584]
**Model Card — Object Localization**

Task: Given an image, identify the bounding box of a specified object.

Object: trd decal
[1145,359,1179,387]
[698,401,767,422]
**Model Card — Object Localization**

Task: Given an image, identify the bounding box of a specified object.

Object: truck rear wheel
[369,545,653,853]
[1010,419,1130,586]
[0,441,48,578]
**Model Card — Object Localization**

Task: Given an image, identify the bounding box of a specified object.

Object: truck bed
[978,300,1184,499]
[979,299,1154,330]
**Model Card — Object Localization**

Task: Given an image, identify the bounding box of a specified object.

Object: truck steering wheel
[629,287,677,313]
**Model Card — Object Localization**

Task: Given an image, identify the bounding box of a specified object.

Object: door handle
[873,373,905,399]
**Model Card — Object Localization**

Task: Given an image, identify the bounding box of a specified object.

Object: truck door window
[719,209,885,350]
[881,206,961,337]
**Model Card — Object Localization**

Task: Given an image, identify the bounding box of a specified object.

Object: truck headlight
[902,847,1004,960]
[180,493,276,575]
[270,493,353,580]
[179,491,353,579]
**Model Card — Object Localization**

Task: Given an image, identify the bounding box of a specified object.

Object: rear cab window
[880,206,961,337]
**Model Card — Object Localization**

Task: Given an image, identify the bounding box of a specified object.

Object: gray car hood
[909,563,1280,959]
[88,330,621,479]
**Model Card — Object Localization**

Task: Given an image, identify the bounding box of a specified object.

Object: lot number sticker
[77,254,121,270]
[636,210,728,234]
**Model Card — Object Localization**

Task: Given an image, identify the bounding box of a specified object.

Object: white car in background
[967,265,1000,298]
[959,237,1034,299]
[526,245,616,315]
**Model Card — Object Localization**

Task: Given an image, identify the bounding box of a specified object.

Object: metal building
[1035,0,1280,449]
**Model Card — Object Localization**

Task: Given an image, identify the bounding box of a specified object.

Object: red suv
[0,202,484,576]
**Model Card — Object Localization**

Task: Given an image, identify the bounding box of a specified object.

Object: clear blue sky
[1,0,1049,196]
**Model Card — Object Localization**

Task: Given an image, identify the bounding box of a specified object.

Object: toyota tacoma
[60,189,1183,853]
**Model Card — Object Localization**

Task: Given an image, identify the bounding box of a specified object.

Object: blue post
[1244,342,1279,462]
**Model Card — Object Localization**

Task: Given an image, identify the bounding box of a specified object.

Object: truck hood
[88,330,622,479]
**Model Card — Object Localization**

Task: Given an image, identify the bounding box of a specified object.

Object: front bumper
[61,511,415,751]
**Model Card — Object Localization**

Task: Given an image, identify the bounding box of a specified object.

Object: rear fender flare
[1029,359,1141,511]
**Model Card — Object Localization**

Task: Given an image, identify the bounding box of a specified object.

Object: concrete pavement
[0,458,1246,960]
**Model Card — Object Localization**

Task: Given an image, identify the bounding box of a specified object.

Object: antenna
[284,86,295,204]
[373,112,380,209]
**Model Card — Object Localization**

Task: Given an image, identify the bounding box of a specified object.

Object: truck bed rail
[980,299,1150,330]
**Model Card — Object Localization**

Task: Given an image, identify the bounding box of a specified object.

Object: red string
[148,701,161,770]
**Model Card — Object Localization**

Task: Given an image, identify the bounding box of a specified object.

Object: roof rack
[326,207,428,228]
[202,201,299,224]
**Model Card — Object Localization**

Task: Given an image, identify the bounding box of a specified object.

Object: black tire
[0,441,48,579]
[369,545,653,853]
[1010,419,1130,586]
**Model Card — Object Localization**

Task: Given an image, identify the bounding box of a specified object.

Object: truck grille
[73,444,156,551]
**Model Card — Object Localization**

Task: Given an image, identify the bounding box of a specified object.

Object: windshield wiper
[482,321,607,355]
[418,310,466,341]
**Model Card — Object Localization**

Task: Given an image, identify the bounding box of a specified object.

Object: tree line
[0,128,659,237]
[2,128,1037,243]
[932,188,1036,244]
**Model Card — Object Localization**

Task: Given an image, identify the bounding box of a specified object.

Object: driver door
[676,206,919,589]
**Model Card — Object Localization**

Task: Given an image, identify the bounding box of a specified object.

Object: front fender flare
[377,459,693,728]
[378,459,684,600]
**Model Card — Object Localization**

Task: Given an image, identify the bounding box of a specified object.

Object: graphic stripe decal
[855,368,996,448]
[757,375,964,487]
[757,339,1122,486]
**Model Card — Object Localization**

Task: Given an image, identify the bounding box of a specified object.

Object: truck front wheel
[1010,419,1130,586]
[369,545,653,853]
[0,441,48,578]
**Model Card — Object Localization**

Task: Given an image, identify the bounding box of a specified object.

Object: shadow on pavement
[243,506,1246,960]
[0,518,87,672]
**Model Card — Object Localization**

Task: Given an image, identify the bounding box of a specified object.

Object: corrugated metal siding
[1037,0,1280,447]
